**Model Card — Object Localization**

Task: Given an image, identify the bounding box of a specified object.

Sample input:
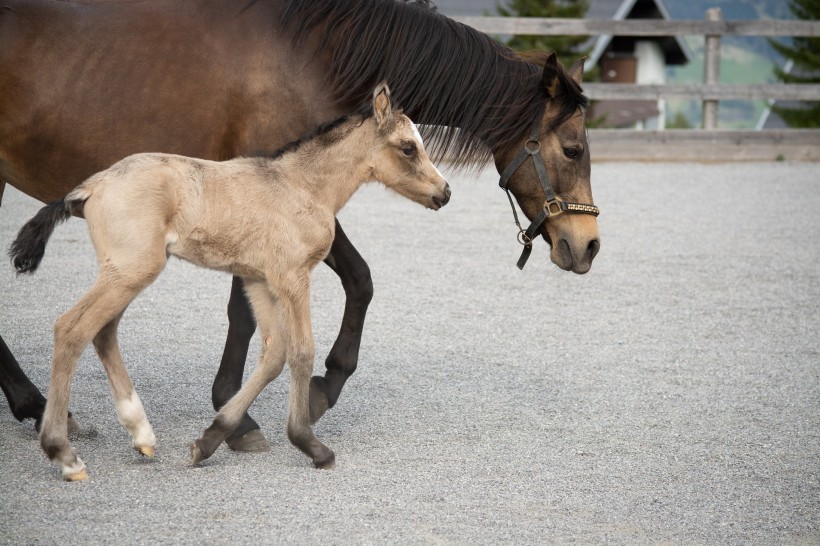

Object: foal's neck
[271,121,378,214]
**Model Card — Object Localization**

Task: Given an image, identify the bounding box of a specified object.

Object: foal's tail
[9,197,80,274]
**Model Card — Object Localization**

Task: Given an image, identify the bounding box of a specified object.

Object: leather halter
[498,105,600,270]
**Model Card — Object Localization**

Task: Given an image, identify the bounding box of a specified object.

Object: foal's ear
[542,51,562,98]
[372,81,393,130]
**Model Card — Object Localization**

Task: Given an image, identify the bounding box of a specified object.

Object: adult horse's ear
[542,51,562,98]
[373,81,393,130]
[568,57,586,85]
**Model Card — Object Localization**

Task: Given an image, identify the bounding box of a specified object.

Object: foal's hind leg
[41,272,152,480]
[93,313,156,457]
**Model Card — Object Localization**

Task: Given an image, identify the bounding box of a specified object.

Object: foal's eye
[401,144,417,157]
[564,146,582,159]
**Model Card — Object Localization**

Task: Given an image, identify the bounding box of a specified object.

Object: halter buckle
[545,198,565,217]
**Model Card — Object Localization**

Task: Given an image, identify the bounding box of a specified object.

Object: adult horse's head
[494,53,600,274]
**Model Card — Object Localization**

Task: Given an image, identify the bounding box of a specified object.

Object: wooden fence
[453,13,820,161]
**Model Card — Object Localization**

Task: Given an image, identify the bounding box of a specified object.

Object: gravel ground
[0,162,818,545]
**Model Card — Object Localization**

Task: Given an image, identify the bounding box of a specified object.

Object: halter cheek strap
[498,109,600,270]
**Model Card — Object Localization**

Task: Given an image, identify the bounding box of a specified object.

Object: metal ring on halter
[516,229,532,246]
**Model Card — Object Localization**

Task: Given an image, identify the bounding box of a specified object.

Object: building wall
[635,41,666,129]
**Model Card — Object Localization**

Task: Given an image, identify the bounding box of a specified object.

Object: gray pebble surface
[0,162,818,544]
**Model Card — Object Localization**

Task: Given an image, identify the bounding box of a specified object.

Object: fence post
[702,7,722,129]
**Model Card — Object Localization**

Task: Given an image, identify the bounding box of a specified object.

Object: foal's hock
[10,84,449,481]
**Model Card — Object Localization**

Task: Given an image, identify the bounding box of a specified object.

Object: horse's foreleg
[213,276,270,452]
[192,280,285,464]
[93,313,156,457]
[311,219,373,424]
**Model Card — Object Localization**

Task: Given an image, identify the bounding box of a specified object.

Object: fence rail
[453,14,820,160]
[583,83,820,101]
[451,17,820,37]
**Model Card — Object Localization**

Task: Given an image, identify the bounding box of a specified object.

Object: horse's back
[0,0,333,204]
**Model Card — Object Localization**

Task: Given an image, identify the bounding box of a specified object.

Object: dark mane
[250,103,374,161]
[280,0,588,170]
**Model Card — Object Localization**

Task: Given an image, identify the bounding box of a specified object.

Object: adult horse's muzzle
[544,212,600,274]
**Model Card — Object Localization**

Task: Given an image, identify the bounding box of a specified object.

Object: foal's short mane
[253,103,375,162]
[279,0,589,169]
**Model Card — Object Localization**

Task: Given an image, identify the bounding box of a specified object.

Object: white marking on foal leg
[115,390,156,457]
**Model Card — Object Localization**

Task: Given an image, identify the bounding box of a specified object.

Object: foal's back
[73,152,330,281]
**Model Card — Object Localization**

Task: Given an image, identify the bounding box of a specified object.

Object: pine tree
[495,0,592,71]
[768,0,820,127]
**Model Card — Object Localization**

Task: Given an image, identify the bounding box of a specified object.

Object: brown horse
[0,0,600,449]
[11,84,449,480]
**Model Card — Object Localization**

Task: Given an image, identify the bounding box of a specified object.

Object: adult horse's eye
[564,146,581,159]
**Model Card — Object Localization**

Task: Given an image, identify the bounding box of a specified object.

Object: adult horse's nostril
[586,238,600,262]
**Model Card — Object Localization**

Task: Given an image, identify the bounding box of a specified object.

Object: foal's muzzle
[432,183,451,210]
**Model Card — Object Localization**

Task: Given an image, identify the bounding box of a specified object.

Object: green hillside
[666,36,779,129]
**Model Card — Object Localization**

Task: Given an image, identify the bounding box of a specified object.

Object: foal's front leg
[212,276,271,452]
[192,280,286,464]
[283,280,335,469]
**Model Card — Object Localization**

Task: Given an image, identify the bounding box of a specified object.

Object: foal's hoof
[309,379,330,425]
[226,429,271,453]
[135,445,155,458]
[313,451,336,470]
[64,468,89,482]
[189,443,205,466]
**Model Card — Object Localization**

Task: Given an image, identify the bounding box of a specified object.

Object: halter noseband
[498,105,600,270]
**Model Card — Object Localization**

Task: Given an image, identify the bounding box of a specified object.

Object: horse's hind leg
[192,280,285,464]
[310,219,373,424]
[0,335,47,425]
[212,276,270,452]
[92,313,156,457]
[1,335,79,433]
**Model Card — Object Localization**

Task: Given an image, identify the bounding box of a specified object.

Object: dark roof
[586,0,692,66]
[436,0,691,67]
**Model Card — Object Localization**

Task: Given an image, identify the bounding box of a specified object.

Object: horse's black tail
[9,199,73,275]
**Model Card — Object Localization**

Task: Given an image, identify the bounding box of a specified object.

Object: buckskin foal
[10,84,449,481]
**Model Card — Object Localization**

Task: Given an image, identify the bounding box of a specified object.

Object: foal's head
[368,84,450,210]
